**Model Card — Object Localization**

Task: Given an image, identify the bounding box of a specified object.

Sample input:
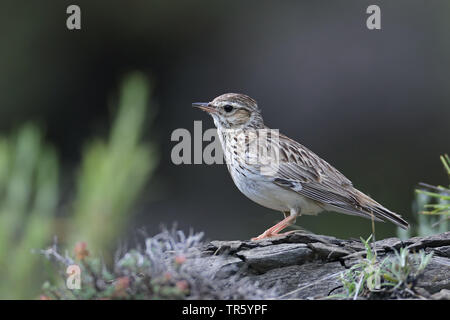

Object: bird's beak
[192,102,216,113]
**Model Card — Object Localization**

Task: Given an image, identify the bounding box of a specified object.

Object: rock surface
[197,231,450,299]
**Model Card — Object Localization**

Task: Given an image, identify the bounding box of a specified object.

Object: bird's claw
[251,230,296,241]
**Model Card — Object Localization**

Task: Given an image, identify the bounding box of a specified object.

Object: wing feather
[264,133,408,229]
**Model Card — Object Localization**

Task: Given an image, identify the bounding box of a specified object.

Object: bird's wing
[272,134,361,211]
[263,133,408,228]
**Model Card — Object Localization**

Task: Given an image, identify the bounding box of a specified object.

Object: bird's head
[193,93,264,130]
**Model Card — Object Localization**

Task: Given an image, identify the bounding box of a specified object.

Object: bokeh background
[0,0,449,298]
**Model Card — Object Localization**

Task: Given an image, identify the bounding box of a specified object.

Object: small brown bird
[194,93,409,240]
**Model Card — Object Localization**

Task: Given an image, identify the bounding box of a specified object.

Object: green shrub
[0,124,59,299]
[68,72,158,254]
[336,235,433,300]
[0,72,157,299]
[398,154,449,239]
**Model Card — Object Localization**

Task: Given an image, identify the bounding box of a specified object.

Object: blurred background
[0,0,449,298]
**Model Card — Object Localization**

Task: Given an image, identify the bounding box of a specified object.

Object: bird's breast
[217,128,322,214]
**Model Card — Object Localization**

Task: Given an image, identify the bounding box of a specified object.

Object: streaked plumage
[193,93,409,240]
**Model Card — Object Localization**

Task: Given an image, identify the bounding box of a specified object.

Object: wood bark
[198,231,450,299]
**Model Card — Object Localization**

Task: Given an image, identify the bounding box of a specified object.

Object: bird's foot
[251,233,270,241]
[251,214,299,241]
[251,230,296,241]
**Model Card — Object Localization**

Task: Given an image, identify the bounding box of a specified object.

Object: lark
[193,93,409,240]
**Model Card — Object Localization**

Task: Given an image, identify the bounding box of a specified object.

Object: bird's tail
[356,190,409,230]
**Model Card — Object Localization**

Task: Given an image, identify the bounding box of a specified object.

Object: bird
[193,93,409,240]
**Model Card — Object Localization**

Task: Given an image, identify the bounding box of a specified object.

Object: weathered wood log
[194,231,450,299]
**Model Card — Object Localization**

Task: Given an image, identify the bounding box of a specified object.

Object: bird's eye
[224,105,234,113]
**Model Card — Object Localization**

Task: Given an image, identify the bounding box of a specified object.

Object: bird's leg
[251,215,296,240]
[251,209,300,241]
